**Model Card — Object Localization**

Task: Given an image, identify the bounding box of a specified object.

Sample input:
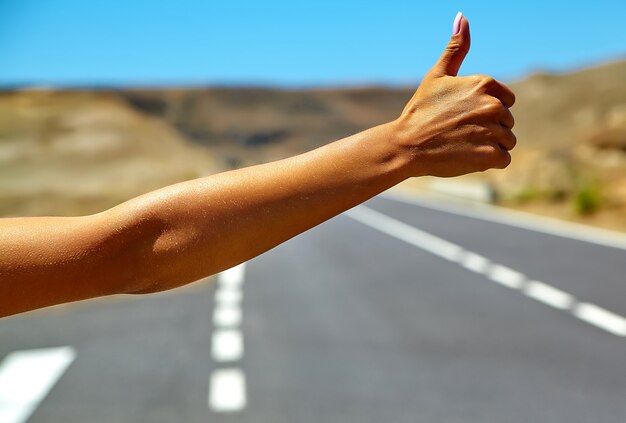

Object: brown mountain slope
[487,60,626,228]
[511,59,626,148]
[0,90,218,216]
[118,87,413,168]
[1,59,625,226]
[116,59,626,171]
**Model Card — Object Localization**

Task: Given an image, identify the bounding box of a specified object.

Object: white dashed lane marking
[524,280,574,310]
[209,263,247,413]
[212,329,244,362]
[574,303,626,336]
[346,205,626,337]
[487,264,525,289]
[0,346,76,423]
[460,252,490,274]
[213,305,242,328]
[215,289,242,306]
[218,264,245,288]
[209,368,247,412]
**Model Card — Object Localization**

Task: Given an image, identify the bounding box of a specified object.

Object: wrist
[385,118,429,179]
[361,121,414,185]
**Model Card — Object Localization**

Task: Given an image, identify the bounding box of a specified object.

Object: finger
[473,124,516,151]
[476,142,511,170]
[488,124,517,151]
[492,146,512,169]
[475,99,514,128]
[498,106,515,129]
[485,79,516,108]
[427,12,471,78]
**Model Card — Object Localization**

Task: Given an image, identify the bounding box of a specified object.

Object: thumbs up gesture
[396,13,516,177]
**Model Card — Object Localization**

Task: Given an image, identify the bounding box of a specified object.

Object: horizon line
[1,56,624,92]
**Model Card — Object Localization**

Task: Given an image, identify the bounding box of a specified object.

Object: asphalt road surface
[2,193,626,423]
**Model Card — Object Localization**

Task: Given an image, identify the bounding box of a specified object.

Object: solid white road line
[524,281,574,310]
[487,264,526,289]
[0,346,76,423]
[215,288,243,306]
[212,329,244,362]
[345,206,464,262]
[460,252,491,273]
[574,303,626,336]
[346,205,626,337]
[213,305,243,328]
[209,368,246,413]
[382,191,626,251]
[218,264,246,289]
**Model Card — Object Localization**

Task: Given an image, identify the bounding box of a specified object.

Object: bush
[574,182,602,215]
[512,187,567,204]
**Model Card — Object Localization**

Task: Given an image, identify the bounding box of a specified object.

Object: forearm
[118,121,410,292]
[0,121,411,316]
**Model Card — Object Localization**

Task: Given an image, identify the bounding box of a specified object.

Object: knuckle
[477,144,510,170]
[478,144,499,159]
[473,74,495,87]
[471,74,486,85]
[448,39,469,54]
[482,75,496,87]
[482,99,503,115]
[445,41,462,55]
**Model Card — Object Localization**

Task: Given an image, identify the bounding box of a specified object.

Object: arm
[0,15,516,316]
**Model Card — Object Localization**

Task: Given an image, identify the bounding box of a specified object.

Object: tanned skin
[0,17,515,317]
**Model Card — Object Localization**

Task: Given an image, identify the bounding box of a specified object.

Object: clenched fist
[394,13,516,177]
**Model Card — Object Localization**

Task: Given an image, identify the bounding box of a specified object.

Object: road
[2,193,626,422]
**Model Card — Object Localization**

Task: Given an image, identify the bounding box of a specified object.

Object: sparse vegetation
[512,187,567,205]
[574,181,603,215]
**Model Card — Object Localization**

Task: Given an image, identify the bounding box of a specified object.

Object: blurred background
[1,1,626,422]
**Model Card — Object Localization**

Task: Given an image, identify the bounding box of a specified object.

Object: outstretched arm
[0,14,515,317]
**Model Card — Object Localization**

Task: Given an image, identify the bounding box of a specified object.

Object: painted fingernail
[453,11,462,35]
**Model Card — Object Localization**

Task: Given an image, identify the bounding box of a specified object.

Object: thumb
[428,12,471,77]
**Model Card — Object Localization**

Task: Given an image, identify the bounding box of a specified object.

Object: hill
[0,90,218,216]
[1,59,625,228]
[488,60,626,230]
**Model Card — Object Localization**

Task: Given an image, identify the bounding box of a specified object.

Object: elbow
[102,209,211,295]
[89,205,171,296]
[96,195,221,296]
[132,225,215,294]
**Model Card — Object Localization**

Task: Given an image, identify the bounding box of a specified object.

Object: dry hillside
[0,90,218,216]
[487,60,626,230]
[1,59,625,229]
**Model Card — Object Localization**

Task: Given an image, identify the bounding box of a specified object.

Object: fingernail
[453,11,462,35]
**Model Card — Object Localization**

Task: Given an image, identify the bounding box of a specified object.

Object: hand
[394,13,516,177]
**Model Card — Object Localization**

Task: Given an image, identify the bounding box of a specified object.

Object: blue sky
[1,0,625,87]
